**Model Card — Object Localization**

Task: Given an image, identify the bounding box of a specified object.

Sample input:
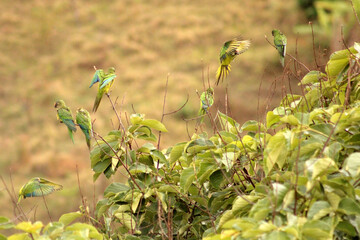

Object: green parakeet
[216,38,251,85]
[54,99,77,143]
[197,87,214,124]
[272,29,287,67]
[89,67,116,112]
[18,177,63,203]
[76,108,92,149]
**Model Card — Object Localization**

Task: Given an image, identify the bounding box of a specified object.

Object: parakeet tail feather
[215,65,230,85]
[93,95,102,113]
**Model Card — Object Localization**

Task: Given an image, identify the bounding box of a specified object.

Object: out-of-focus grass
[0,0,320,222]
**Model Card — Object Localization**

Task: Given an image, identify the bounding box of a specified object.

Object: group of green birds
[198,29,287,124]
[18,30,286,202]
[54,67,117,149]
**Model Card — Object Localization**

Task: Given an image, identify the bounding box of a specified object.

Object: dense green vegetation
[1,40,360,239]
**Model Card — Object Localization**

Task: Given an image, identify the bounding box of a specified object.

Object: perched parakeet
[54,100,77,143]
[76,108,92,149]
[18,177,63,203]
[272,29,287,67]
[89,67,117,112]
[216,38,251,85]
[197,87,214,124]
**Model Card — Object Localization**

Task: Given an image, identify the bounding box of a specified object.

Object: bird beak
[54,102,58,108]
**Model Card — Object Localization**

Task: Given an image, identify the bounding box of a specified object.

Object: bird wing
[89,70,104,88]
[226,39,251,56]
[100,74,116,89]
[76,112,92,139]
[58,108,77,131]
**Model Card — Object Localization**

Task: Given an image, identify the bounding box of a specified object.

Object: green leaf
[307,201,332,220]
[300,71,326,85]
[114,212,136,230]
[305,157,337,180]
[130,113,144,125]
[59,211,83,226]
[302,220,331,239]
[104,182,130,196]
[266,111,281,128]
[336,221,357,237]
[129,163,152,174]
[266,231,291,240]
[169,142,186,164]
[241,120,266,132]
[131,191,142,213]
[141,119,168,132]
[0,216,14,230]
[15,221,43,234]
[338,198,360,215]
[343,152,360,178]
[180,167,195,193]
[264,132,288,174]
[280,115,300,126]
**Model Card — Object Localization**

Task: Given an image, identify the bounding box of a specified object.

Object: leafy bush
[2,32,360,240]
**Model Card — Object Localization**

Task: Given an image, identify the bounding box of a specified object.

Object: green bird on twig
[272,29,287,67]
[54,99,77,143]
[89,67,116,112]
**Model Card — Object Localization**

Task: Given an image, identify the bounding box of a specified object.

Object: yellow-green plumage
[76,108,92,149]
[18,177,63,203]
[272,29,287,67]
[216,38,251,85]
[90,67,116,112]
[197,87,214,125]
[54,100,77,143]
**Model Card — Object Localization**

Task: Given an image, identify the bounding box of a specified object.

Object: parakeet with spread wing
[197,87,214,125]
[272,29,287,67]
[216,38,251,85]
[18,177,63,203]
[76,108,92,149]
[89,67,116,112]
[54,99,77,143]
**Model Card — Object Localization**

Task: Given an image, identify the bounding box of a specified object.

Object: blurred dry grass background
[0,0,354,223]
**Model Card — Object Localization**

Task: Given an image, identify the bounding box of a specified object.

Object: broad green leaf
[150,149,167,165]
[336,221,357,237]
[241,120,266,132]
[307,201,332,220]
[114,212,136,230]
[141,119,168,132]
[0,216,14,230]
[104,182,130,196]
[300,71,326,85]
[131,191,142,213]
[232,195,261,214]
[305,157,337,180]
[266,111,281,128]
[343,152,360,177]
[266,231,291,240]
[59,211,83,226]
[180,167,195,193]
[130,113,144,125]
[169,142,186,164]
[218,210,234,229]
[158,185,179,193]
[66,223,103,240]
[338,198,360,215]
[264,132,288,174]
[129,163,152,174]
[280,115,300,126]
[302,220,331,239]
[249,198,271,221]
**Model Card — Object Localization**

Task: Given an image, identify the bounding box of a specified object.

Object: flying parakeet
[18,177,63,203]
[76,108,92,149]
[89,67,116,112]
[216,38,251,85]
[54,99,77,143]
[272,29,287,67]
[197,87,214,124]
